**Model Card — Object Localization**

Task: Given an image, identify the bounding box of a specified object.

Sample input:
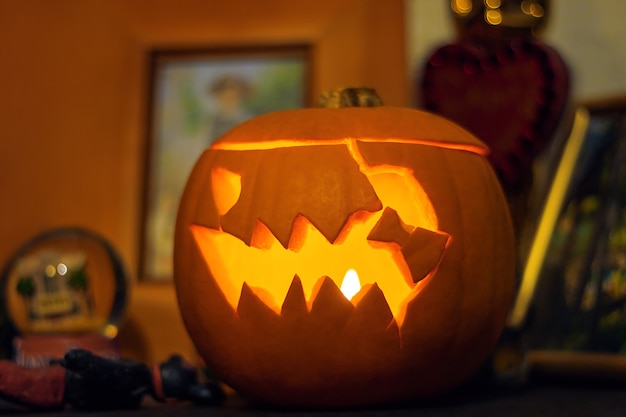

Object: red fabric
[0,361,65,408]
[421,39,570,188]
[151,363,165,401]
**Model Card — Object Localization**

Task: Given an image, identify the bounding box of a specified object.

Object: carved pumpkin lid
[212,106,489,156]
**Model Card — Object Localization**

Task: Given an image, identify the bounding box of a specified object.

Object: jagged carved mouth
[190,140,451,326]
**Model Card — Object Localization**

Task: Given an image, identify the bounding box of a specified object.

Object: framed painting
[140,45,310,281]
[504,95,626,381]
[526,97,626,350]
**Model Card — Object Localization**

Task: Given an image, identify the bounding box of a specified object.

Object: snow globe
[1,227,129,366]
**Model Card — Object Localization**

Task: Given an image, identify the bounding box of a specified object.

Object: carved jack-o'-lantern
[174,89,515,408]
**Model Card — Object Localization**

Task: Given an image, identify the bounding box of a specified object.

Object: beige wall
[406,0,626,101]
[0,0,407,364]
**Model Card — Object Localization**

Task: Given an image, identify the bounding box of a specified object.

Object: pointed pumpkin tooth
[309,276,354,328]
[367,207,411,245]
[353,283,393,324]
[281,275,308,318]
[221,145,382,249]
[345,283,395,338]
[386,319,401,346]
[237,282,279,322]
[342,283,400,354]
[249,219,278,250]
[401,227,449,283]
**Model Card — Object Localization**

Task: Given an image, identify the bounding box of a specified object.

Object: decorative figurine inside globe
[1,228,128,365]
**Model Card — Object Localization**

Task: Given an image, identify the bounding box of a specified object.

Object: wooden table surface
[3,381,625,417]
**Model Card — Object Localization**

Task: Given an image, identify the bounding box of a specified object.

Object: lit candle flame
[340,268,361,300]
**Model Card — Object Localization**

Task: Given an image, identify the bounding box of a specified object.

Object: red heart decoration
[420,40,569,188]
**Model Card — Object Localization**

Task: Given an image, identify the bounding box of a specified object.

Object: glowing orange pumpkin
[174,92,515,408]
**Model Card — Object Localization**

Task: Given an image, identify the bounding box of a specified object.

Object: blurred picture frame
[140,45,311,281]
[508,94,626,361]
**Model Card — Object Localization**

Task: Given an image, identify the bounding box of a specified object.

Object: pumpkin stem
[318,87,383,108]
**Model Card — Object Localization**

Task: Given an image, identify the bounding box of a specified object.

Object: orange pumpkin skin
[174,106,515,408]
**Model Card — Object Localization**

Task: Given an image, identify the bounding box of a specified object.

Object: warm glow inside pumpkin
[191,138,451,323]
[174,93,515,408]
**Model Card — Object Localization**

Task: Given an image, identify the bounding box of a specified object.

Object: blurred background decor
[523,97,626,354]
[0,227,128,366]
[141,45,309,281]
[491,96,626,384]
[419,0,570,239]
[414,0,626,383]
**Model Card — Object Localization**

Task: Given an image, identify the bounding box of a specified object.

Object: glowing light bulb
[45,265,56,278]
[340,268,361,300]
[451,0,472,15]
